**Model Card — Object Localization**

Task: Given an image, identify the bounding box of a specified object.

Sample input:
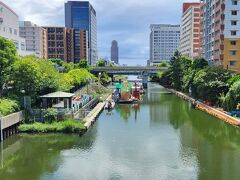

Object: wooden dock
[83,95,112,129]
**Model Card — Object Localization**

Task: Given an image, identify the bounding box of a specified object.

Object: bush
[18,119,85,133]
[156,62,170,67]
[192,67,232,103]
[0,99,19,116]
[44,108,58,123]
[223,81,240,111]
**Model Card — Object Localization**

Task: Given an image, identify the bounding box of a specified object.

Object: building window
[231,31,237,36]
[230,41,237,45]
[231,21,237,25]
[232,10,238,15]
[230,61,237,66]
[230,50,237,56]
[9,28,12,34]
[232,0,238,5]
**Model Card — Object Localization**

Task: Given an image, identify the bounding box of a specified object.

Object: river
[1,83,240,180]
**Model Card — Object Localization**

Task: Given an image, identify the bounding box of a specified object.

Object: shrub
[223,81,240,111]
[0,99,19,116]
[18,119,85,134]
[44,108,58,123]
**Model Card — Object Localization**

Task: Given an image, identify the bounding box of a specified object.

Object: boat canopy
[115,83,122,89]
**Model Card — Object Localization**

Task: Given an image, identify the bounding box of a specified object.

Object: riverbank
[18,119,85,134]
[17,84,112,135]
[167,88,240,127]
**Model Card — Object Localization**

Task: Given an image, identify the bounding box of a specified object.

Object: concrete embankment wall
[168,89,240,127]
[0,111,24,141]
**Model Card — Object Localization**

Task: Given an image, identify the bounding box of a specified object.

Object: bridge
[91,66,169,88]
[91,66,168,76]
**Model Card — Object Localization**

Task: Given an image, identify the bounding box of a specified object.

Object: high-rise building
[111,40,119,64]
[150,24,180,65]
[74,29,89,63]
[200,0,240,72]
[0,1,27,56]
[65,1,97,65]
[43,27,74,63]
[19,21,47,58]
[179,3,200,58]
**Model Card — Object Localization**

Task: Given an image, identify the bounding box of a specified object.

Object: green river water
[1,83,240,180]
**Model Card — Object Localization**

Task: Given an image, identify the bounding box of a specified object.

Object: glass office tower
[65,1,97,65]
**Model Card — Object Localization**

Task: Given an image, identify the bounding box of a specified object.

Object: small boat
[105,100,116,110]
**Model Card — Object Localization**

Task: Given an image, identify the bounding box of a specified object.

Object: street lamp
[98,72,102,92]
[86,76,91,95]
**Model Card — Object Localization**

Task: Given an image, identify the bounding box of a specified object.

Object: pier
[83,95,112,129]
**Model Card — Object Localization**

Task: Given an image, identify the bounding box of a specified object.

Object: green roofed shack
[40,92,75,109]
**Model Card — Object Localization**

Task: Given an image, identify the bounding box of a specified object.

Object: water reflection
[1,83,240,179]
[165,87,240,180]
[0,127,97,180]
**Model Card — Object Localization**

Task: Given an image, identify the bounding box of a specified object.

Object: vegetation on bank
[153,51,240,112]
[0,37,104,116]
[0,99,19,116]
[18,119,85,133]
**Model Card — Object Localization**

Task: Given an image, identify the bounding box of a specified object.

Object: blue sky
[3,0,198,65]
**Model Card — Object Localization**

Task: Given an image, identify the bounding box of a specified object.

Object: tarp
[115,83,122,89]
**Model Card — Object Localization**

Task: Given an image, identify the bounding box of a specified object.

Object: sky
[2,0,198,65]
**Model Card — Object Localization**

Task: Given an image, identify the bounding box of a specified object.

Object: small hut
[40,92,75,109]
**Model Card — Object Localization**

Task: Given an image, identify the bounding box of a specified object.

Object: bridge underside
[91,67,168,88]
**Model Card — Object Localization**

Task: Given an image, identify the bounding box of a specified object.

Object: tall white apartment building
[0,1,27,56]
[150,24,180,65]
[179,3,200,58]
[19,21,47,58]
[200,0,240,73]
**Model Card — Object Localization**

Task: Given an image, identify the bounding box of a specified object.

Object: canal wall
[167,89,240,127]
[0,111,24,141]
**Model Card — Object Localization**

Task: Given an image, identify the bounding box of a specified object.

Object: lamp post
[98,72,102,92]
[86,76,91,95]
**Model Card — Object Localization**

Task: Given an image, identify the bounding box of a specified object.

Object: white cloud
[2,0,199,65]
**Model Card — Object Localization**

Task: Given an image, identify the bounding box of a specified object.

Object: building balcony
[221,14,225,20]
[220,44,224,50]
[221,3,225,11]
[213,53,224,61]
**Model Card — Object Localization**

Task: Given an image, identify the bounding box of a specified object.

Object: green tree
[169,51,192,91]
[0,98,19,116]
[100,72,111,85]
[223,81,240,111]
[37,59,61,95]
[97,60,106,67]
[62,62,76,73]
[169,51,182,90]
[156,62,170,67]
[78,59,89,69]
[192,67,232,104]
[11,57,42,98]
[68,68,94,86]
[49,58,64,66]
[192,58,208,70]
[0,37,18,97]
